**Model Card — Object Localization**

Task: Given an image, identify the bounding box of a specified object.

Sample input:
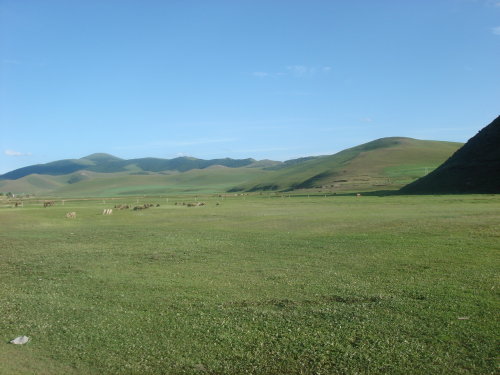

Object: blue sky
[1,0,499,174]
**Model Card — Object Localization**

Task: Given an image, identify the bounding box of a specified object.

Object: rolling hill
[0,154,278,197]
[400,116,500,194]
[0,137,464,197]
[229,137,463,193]
[50,168,274,197]
[0,154,264,180]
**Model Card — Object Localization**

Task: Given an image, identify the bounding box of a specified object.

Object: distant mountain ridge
[0,136,466,196]
[400,116,500,194]
[0,154,265,180]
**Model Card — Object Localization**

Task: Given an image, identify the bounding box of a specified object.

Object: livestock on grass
[133,203,159,211]
[187,202,205,207]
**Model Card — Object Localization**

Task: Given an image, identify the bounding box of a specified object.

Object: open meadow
[0,194,498,374]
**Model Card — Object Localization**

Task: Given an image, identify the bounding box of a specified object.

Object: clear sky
[1,0,499,174]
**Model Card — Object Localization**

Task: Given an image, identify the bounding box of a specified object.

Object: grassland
[0,194,498,374]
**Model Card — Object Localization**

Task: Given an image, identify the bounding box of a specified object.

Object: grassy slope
[0,195,498,374]
[232,138,463,192]
[1,138,462,197]
[0,174,66,195]
[49,167,272,197]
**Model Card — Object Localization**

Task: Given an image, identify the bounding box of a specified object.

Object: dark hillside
[122,157,256,173]
[82,153,124,163]
[400,116,500,194]
[0,155,260,180]
[0,159,94,179]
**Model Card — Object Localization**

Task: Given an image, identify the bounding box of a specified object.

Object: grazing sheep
[135,203,154,210]
[187,202,205,207]
[66,212,77,218]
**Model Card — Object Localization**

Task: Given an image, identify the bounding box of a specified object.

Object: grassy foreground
[0,194,498,374]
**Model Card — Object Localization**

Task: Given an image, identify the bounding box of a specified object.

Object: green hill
[49,167,272,197]
[0,155,267,180]
[400,116,500,194]
[229,137,463,193]
[82,153,124,163]
[0,137,464,197]
[0,174,66,195]
[0,159,95,180]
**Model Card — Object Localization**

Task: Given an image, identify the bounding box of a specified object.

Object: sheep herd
[61,200,211,219]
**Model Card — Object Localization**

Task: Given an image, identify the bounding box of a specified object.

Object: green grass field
[1,194,498,374]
